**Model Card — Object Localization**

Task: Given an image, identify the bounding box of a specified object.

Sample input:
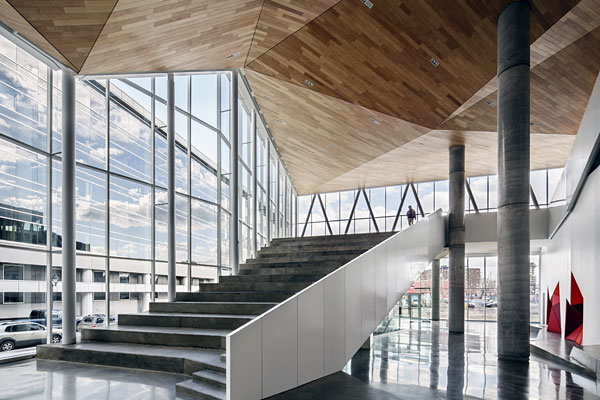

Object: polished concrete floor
[1,320,599,399]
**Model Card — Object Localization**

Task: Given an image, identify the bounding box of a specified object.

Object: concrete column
[497,0,530,361]
[61,69,76,344]
[167,73,176,301]
[448,146,465,333]
[230,71,240,274]
[431,259,440,321]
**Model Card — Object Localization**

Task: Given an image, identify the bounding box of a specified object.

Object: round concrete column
[497,0,530,360]
[449,146,465,333]
[431,259,440,321]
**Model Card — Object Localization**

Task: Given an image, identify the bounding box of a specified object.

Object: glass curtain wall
[298,169,565,236]
[0,34,296,321]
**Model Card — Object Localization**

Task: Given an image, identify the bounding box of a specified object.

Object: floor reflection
[344,319,600,399]
[0,359,187,400]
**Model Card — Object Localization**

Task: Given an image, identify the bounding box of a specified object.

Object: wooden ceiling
[1,0,597,194]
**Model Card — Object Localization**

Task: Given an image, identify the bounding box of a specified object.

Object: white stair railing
[226,209,445,400]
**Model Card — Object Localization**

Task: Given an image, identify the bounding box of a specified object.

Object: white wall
[541,167,600,345]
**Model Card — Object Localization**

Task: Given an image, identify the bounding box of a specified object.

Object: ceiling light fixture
[305,79,314,87]
[276,119,287,125]
[328,143,334,147]
[369,117,381,125]
[226,52,240,59]
[485,100,496,107]
[429,58,440,67]
[361,0,374,8]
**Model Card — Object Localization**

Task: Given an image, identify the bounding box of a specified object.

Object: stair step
[175,292,293,302]
[193,369,226,389]
[118,312,254,330]
[240,260,343,269]
[81,325,229,349]
[219,273,325,283]
[269,232,392,246]
[176,379,225,400]
[239,265,338,276]
[257,244,377,256]
[199,282,310,293]
[149,301,277,315]
[247,253,358,264]
[37,342,225,375]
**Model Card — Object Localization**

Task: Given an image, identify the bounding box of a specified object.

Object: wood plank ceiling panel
[245,0,339,64]
[80,0,263,74]
[443,0,600,123]
[245,69,429,194]
[247,0,578,129]
[0,0,76,69]
[314,131,575,195]
[441,27,600,135]
[6,0,118,71]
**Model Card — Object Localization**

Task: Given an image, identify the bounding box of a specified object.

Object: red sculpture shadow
[565,273,583,345]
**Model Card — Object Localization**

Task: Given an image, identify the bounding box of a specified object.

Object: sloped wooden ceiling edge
[245,0,341,65]
[0,0,77,70]
[6,0,119,71]
[80,0,264,74]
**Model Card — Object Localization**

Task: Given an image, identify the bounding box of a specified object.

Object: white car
[0,321,62,351]
[78,314,117,330]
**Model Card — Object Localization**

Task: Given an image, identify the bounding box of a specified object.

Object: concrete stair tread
[119,312,256,320]
[193,369,226,387]
[40,342,225,368]
[177,379,225,400]
[91,324,232,336]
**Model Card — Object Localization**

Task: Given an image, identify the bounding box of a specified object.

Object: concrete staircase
[37,232,392,400]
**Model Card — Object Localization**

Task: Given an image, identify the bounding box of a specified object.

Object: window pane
[109,84,152,182]
[0,35,48,151]
[434,180,449,212]
[76,166,106,253]
[175,75,188,112]
[0,139,47,245]
[192,74,217,128]
[191,120,217,165]
[75,80,106,168]
[191,157,217,203]
[110,176,151,259]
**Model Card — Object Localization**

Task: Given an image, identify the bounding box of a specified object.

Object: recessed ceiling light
[361,0,374,8]
[485,100,496,107]
[429,58,440,67]
[226,52,240,59]
[369,117,381,125]
[305,80,314,87]
[328,143,334,147]
[276,119,287,125]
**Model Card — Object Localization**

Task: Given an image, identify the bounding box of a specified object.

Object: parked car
[17,310,83,329]
[466,301,476,309]
[78,314,117,330]
[0,321,61,351]
[485,300,498,308]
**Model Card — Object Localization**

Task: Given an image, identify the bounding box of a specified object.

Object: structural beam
[466,180,480,213]
[410,183,425,218]
[230,71,240,274]
[448,145,465,333]
[252,112,258,255]
[167,73,176,301]
[301,195,316,237]
[317,194,333,235]
[497,0,530,361]
[61,69,76,344]
[344,190,361,234]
